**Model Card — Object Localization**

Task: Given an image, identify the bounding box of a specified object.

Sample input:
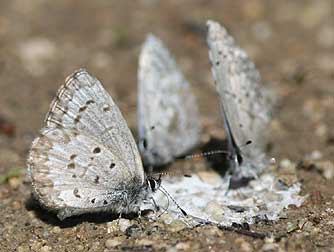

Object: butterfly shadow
[199,136,231,177]
[147,137,232,177]
[25,196,141,228]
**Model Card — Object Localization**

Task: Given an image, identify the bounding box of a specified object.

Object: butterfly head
[145,174,161,193]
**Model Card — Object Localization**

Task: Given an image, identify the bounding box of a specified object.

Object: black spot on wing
[73,188,81,198]
[86,100,95,105]
[102,104,111,112]
[79,106,87,112]
[74,115,81,123]
[67,163,75,169]
[93,147,101,154]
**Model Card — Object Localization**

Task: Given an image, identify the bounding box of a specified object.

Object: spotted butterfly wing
[45,70,142,173]
[138,35,201,166]
[27,69,149,219]
[207,20,274,177]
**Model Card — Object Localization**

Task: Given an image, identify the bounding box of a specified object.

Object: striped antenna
[180,140,253,162]
[184,150,230,161]
[151,171,192,178]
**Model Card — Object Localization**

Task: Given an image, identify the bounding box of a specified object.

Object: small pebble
[42,230,49,238]
[300,160,334,180]
[317,161,334,180]
[175,241,191,250]
[264,237,275,244]
[311,227,320,235]
[159,213,174,225]
[17,246,28,252]
[168,220,187,232]
[91,241,100,250]
[8,177,20,190]
[205,226,221,236]
[234,237,253,252]
[261,243,278,251]
[76,244,84,251]
[40,245,51,252]
[106,221,118,233]
[118,218,132,233]
[315,124,327,137]
[279,159,295,171]
[27,211,36,219]
[137,238,154,246]
[52,226,61,234]
[325,208,334,214]
[107,219,132,233]
[105,238,122,248]
[12,201,21,210]
[305,150,323,160]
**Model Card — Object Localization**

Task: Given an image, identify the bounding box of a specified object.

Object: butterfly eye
[141,138,148,149]
[150,179,156,190]
[148,178,158,191]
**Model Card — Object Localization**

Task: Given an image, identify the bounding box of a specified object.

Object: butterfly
[137,34,201,167]
[27,69,159,220]
[206,20,275,183]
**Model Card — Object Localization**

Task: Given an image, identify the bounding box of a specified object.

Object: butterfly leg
[150,197,159,214]
[117,211,123,226]
[137,209,143,224]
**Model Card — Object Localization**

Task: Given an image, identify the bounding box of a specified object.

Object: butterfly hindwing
[138,35,201,166]
[207,20,274,172]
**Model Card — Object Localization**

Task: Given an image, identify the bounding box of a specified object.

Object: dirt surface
[0,0,333,251]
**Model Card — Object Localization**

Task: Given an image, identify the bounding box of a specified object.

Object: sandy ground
[0,0,333,251]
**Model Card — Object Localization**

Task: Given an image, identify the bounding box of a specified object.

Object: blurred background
[0,0,333,174]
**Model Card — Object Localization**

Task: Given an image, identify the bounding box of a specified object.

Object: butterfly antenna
[183,150,230,160]
[159,186,188,217]
[152,171,192,178]
[156,189,170,217]
[177,141,253,166]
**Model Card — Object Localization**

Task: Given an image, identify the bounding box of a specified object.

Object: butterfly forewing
[138,35,201,166]
[207,20,274,164]
[45,69,143,180]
